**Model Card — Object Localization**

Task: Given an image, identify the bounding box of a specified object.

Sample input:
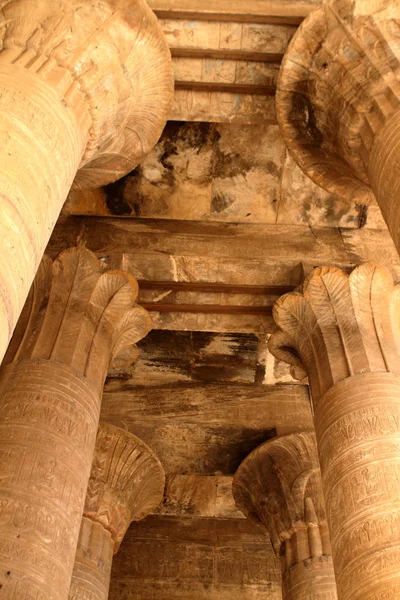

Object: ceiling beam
[139,303,273,315]
[148,0,320,24]
[171,48,284,63]
[137,281,294,295]
[174,80,276,95]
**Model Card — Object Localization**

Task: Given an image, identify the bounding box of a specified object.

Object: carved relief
[0,0,173,363]
[269,263,400,600]
[0,0,174,187]
[85,423,165,551]
[4,246,152,394]
[69,423,165,600]
[233,431,337,600]
[0,247,152,600]
[269,263,400,406]
[276,0,400,252]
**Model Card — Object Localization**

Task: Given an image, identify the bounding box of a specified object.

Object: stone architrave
[268,262,400,600]
[0,0,173,363]
[233,431,337,600]
[0,246,152,600]
[68,423,165,600]
[276,0,400,252]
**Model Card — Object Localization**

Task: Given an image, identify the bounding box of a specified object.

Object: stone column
[233,431,337,600]
[0,246,152,600]
[68,423,165,600]
[0,0,173,363]
[276,0,400,252]
[268,262,400,600]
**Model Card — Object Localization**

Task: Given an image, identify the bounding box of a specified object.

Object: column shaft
[68,424,165,600]
[0,61,88,362]
[0,0,173,362]
[316,372,400,600]
[0,359,99,599]
[269,263,400,600]
[283,558,337,600]
[0,246,152,600]
[69,518,113,600]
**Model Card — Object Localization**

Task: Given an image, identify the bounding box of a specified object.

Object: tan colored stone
[171,88,276,124]
[233,432,337,600]
[66,122,379,229]
[110,515,281,600]
[100,381,313,475]
[0,0,172,363]
[147,0,321,21]
[277,0,400,253]
[160,19,295,54]
[69,423,164,600]
[269,263,400,600]
[0,247,151,600]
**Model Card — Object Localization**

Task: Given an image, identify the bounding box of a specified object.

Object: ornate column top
[85,423,165,551]
[4,246,152,395]
[268,262,400,405]
[0,0,174,188]
[276,0,400,203]
[233,431,328,558]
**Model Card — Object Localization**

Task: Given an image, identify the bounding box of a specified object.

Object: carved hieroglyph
[0,0,173,363]
[269,262,400,600]
[233,432,337,600]
[276,0,400,251]
[69,423,165,600]
[0,246,152,600]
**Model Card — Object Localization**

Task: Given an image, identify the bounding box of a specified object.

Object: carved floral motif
[85,423,165,551]
[69,424,165,600]
[0,0,172,364]
[277,0,400,251]
[0,247,152,600]
[233,432,337,600]
[269,263,400,600]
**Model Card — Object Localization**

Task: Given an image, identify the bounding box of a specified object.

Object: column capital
[233,432,337,600]
[277,0,399,204]
[84,423,165,551]
[4,245,152,395]
[268,262,400,405]
[0,0,173,189]
[233,431,329,559]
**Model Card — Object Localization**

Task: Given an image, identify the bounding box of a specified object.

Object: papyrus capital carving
[5,246,152,395]
[68,425,164,600]
[85,423,165,551]
[233,432,330,561]
[269,262,400,600]
[0,247,152,599]
[269,262,400,405]
[277,0,400,253]
[233,432,337,600]
[277,0,399,203]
